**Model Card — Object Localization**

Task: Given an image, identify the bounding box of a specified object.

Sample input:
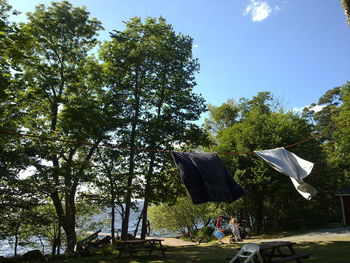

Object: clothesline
[0,121,342,155]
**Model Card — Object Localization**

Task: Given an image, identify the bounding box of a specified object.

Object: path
[91,226,350,246]
[233,226,350,243]
[156,237,196,246]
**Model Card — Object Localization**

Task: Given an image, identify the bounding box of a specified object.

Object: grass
[46,240,350,263]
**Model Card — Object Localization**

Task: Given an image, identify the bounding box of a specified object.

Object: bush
[196,226,216,243]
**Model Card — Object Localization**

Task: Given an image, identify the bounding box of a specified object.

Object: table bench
[271,252,311,263]
[115,238,166,258]
[259,241,311,263]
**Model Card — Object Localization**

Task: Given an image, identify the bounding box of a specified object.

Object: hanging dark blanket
[172,152,245,204]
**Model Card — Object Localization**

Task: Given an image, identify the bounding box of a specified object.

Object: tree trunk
[253,194,264,234]
[14,223,20,257]
[121,69,141,240]
[51,239,57,256]
[51,184,77,253]
[38,236,45,254]
[140,201,149,239]
[64,223,77,253]
[57,224,61,255]
[108,167,116,243]
[121,153,135,240]
[64,183,77,252]
[111,201,116,242]
[140,153,155,239]
[14,234,18,257]
[133,213,143,238]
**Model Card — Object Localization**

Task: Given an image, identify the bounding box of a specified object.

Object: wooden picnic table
[115,238,166,258]
[259,241,311,263]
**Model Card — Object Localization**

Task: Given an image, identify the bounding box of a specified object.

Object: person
[216,215,223,231]
[214,215,224,243]
[229,216,241,242]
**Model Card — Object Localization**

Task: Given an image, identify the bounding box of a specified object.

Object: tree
[0,0,15,96]
[343,0,350,25]
[302,82,350,223]
[206,92,325,233]
[90,148,128,242]
[204,99,240,136]
[304,82,350,187]
[148,196,212,238]
[328,82,350,174]
[0,1,34,253]
[11,1,114,252]
[0,177,43,256]
[100,17,208,240]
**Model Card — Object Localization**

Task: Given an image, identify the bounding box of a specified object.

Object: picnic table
[259,241,311,263]
[115,238,166,258]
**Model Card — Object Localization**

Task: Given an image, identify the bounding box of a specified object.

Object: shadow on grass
[48,244,240,263]
[295,241,350,263]
[48,241,350,263]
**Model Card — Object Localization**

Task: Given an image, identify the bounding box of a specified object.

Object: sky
[8,0,350,114]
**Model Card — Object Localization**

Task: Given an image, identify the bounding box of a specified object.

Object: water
[0,201,151,257]
[0,237,51,258]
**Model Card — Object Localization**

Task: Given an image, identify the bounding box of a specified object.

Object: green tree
[0,0,15,96]
[148,196,212,238]
[302,83,350,222]
[304,82,350,197]
[328,83,350,175]
[0,177,43,256]
[12,1,113,252]
[343,0,350,25]
[100,17,207,240]
[204,99,240,136]
[29,204,63,255]
[207,92,324,233]
[0,1,35,253]
[90,148,128,242]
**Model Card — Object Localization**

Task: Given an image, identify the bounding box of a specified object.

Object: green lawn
[47,241,350,263]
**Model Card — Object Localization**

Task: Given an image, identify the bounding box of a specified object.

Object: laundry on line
[255,147,317,200]
[172,152,245,204]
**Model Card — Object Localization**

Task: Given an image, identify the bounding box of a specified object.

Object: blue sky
[8,0,350,114]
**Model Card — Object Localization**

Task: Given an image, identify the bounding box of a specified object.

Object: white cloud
[243,0,273,22]
[309,104,326,113]
[193,44,198,48]
[291,104,326,114]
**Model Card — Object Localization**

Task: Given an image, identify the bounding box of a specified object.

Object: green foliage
[343,0,350,25]
[7,0,108,252]
[148,196,212,238]
[204,99,240,136]
[196,226,216,243]
[99,16,208,239]
[303,82,350,221]
[324,82,350,175]
[206,92,326,233]
[1,5,208,251]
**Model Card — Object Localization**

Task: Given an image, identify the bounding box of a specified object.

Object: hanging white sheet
[254,147,317,200]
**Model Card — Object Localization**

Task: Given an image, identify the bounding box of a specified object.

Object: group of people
[215,215,245,243]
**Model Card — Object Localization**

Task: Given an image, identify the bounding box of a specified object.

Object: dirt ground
[94,226,350,247]
[157,226,350,246]
[155,237,196,247]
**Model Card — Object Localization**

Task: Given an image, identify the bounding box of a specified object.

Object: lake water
[0,201,172,257]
